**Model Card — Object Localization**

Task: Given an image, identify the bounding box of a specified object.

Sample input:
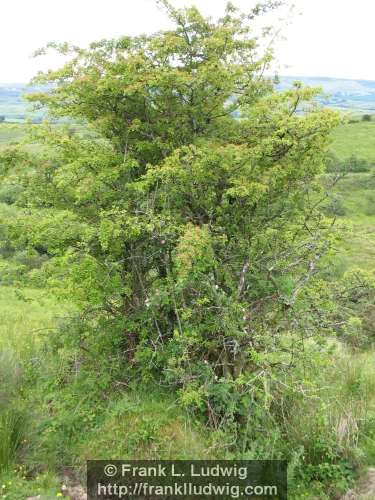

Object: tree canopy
[1,0,341,422]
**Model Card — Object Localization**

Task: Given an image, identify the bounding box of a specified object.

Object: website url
[97,481,279,498]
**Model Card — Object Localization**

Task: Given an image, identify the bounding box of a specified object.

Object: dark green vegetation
[1,2,375,499]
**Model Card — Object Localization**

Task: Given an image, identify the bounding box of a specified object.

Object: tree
[0,116,5,123]
[1,1,340,420]
[362,114,372,122]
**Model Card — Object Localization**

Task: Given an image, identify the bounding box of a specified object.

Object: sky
[1,0,375,83]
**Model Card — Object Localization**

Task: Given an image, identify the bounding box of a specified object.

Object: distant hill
[278,76,375,113]
[1,76,375,122]
[0,84,43,123]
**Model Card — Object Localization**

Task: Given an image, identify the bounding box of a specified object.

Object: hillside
[0,84,43,122]
[279,76,375,113]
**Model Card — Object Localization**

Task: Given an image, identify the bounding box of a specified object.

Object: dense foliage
[0,1,342,418]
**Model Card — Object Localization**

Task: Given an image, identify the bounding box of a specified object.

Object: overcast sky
[1,0,374,83]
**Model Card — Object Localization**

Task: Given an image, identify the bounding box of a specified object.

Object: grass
[0,470,60,500]
[0,287,70,496]
[331,121,375,162]
[77,387,215,462]
[0,287,69,354]
[0,409,26,473]
[325,172,375,272]
[287,347,375,498]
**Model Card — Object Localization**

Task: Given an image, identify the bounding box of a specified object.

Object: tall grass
[287,348,375,459]
[0,286,68,353]
[0,409,26,473]
[0,287,68,475]
[0,349,25,473]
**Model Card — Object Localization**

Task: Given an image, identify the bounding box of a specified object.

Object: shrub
[324,197,346,216]
[345,155,372,172]
[326,154,372,173]
[325,152,342,173]
[5,4,340,433]
[0,184,24,205]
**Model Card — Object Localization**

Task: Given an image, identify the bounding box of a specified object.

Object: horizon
[2,75,375,86]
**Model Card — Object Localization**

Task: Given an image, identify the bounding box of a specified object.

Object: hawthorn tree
[1,1,340,419]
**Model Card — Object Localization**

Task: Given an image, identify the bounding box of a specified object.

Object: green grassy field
[328,118,375,273]
[331,173,375,271]
[331,120,375,162]
[329,118,375,274]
